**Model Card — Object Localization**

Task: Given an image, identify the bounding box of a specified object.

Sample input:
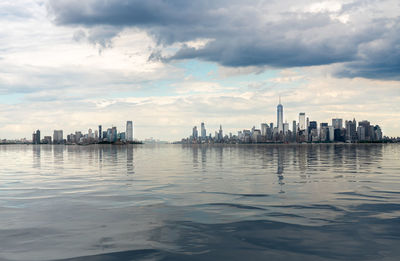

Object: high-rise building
[111,127,117,142]
[33,130,41,144]
[358,120,371,140]
[374,125,383,141]
[345,119,357,142]
[75,131,82,143]
[261,123,269,136]
[277,97,283,133]
[328,126,334,141]
[218,125,223,141]
[320,123,328,141]
[309,121,317,133]
[332,119,343,129]
[53,130,63,144]
[292,120,297,134]
[126,121,133,141]
[98,125,102,141]
[283,122,289,134]
[357,126,366,141]
[299,113,306,131]
[192,126,198,139]
[201,122,206,139]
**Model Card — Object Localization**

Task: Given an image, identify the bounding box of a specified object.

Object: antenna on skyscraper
[279,95,281,104]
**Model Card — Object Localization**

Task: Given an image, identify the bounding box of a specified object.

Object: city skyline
[0,1,399,141]
[182,99,389,144]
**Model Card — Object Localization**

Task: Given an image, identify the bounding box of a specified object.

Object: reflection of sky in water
[0,144,399,260]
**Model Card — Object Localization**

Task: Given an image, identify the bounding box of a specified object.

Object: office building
[53,130,63,144]
[98,125,102,141]
[201,122,206,139]
[277,98,283,133]
[192,126,198,139]
[126,121,133,141]
[332,119,343,129]
[283,122,289,134]
[299,113,306,131]
[33,130,40,144]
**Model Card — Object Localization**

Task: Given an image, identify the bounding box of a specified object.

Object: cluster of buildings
[31,121,135,145]
[181,100,390,144]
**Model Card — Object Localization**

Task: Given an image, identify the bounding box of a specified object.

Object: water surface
[0,144,399,260]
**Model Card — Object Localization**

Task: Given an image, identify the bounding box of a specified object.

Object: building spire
[279,95,281,104]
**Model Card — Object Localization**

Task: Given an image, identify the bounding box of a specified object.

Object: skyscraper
[98,125,102,141]
[299,113,306,131]
[126,121,133,141]
[33,130,40,144]
[53,130,63,144]
[218,125,223,141]
[192,126,198,139]
[111,127,117,142]
[261,123,269,136]
[283,122,289,134]
[332,119,343,129]
[201,122,206,139]
[358,120,371,140]
[277,97,283,133]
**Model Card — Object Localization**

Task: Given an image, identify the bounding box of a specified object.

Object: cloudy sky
[0,0,399,141]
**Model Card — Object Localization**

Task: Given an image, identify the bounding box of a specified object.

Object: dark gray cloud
[47,0,400,80]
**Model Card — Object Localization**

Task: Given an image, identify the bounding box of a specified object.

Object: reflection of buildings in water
[354,144,383,172]
[297,145,307,174]
[216,145,223,168]
[201,146,207,170]
[306,145,319,170]
[53,145,64,166]
[32,145,41,168]
[126,145,134,175]
[192,146,199,168]
[277,147,285,193]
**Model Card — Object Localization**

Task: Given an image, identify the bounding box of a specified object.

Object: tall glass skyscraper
[201,122,206,139]
[277,97,283,133]
[299,113,306,131]
[126,121,133,141]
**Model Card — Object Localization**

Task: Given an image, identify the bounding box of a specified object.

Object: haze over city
[0,0,399,141]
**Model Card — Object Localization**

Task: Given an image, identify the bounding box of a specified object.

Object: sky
[0,0,399,141]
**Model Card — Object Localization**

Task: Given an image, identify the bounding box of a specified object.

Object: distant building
[357,126,366,141]
[111,127,117,142]
[252,129,262,143]
[283,122,289,134]
[126,121,133,141]
[33,130,40,144]
[299,113,306,131]
[75,131,82,143]
[201,122,206,139]
[358,120,371,141]
[43,136,52,144]
[328,126,334,141]
[261,123,269,136]
[277,98,283,133]
[292,120,297,134]
[374,125,383,140]
[218,125,223,141]
[332,119,343,129]
[98,125,102,141]
[192,126,198,140]
[345,119,357,142]
[53,130,63,144]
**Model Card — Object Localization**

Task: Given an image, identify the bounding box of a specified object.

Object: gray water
[0,144,399,261]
